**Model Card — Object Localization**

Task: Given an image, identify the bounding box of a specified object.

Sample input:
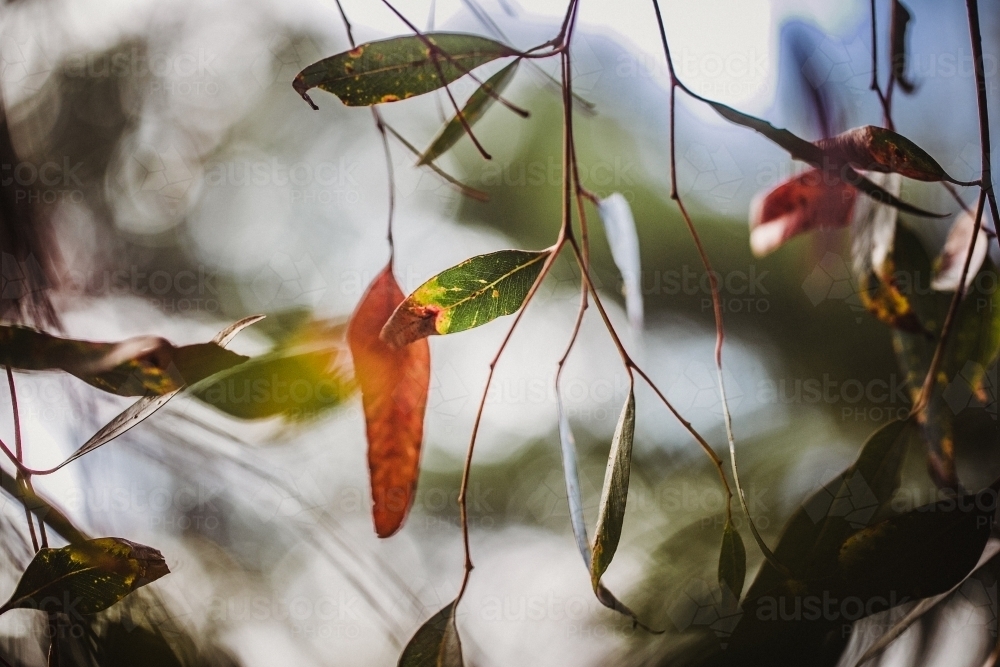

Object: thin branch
[967,0,1000,257]
[6,367,41,551]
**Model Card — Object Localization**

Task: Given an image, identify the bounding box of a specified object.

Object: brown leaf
[348,264,431,538]
[817,126,964,183]
[932,209,991,292]
[749,168,857,256]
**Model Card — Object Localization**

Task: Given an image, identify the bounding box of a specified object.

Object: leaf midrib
[435,252,547,315]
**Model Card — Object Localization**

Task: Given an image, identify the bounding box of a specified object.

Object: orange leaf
[749,168,857,256]
[348,264,431,538]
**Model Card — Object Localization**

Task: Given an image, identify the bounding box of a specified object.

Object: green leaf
[718,519,747,599]
[398,599,463,667]
[0,325,247,397]
[590,388,636,589]
[380,249,550,349]
[385,124,490,201]
[192,321,351,421]
[294,33,517,109]
[0,538,169,617]
[419,60,520,165]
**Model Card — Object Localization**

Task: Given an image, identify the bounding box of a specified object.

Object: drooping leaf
[385,124,490,201]
[590,388,636,588]
[749,168,857,257]
[557,397,590,564]
[348,266,431,538]
[891,0,917,94]
[0,538,169,616]
[718,519,747,600]
[818,126,967,183]
[380,249,549,349]
[192,320,351,421]
[398,599,463,667]
[704,100,945,217]
[36,315,264,475]
[0,325,247,397]
[556,395,654,630]
[294,33,517,109]
[419,60,520,165]
[932,208,991,292]
[597,194,644,328]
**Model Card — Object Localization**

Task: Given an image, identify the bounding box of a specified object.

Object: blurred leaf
[193,321,351,422]
[380,249,549,348]
[0,538,169,616]
[838,490,994,600]
[857,266,930,337]
[597,194,644,328]
[0,325,247,397]
[749,168,857,257]
[743,419,912,601]
[718,520,747,599]
[591,388,636,588]
[398,599,463,667]
[348,265,430,537]
[857,537,1000,664]
[817,126,965,183]
[704,100,944,217]
[42,315,264,475]
[294,33,516,109]
[891,0,917,94]
[419,60,520,165]
[97,623,183,667]
[932,209,990,291]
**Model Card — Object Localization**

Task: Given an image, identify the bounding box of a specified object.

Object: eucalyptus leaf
[398,599,463,667]
[0,538,169,617]
[419,59,520,165]
[380,249,549,348]
[718,519,747,600]
[590,388,636,588]
[597,194,644,329]
[294,33,516,109]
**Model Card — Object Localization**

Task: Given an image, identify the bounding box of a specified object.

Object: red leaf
[749,168,857,256]
[348,264,431,538]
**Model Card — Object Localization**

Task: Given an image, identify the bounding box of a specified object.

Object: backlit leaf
[590,388,636,588]
[0,538,169,616]
[597,194,644,328]
[398,599,463,667]
[419,60,520,165]
[349,265,431,538]
[294,33,516,109]
[749,168,857,257]
[0,325,247,397]
[380,249,549,349]
[718,519,747,600]
[857,266,929,337]
[192,320,351,421]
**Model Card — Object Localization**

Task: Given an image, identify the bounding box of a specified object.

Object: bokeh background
[0,0,998,665]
